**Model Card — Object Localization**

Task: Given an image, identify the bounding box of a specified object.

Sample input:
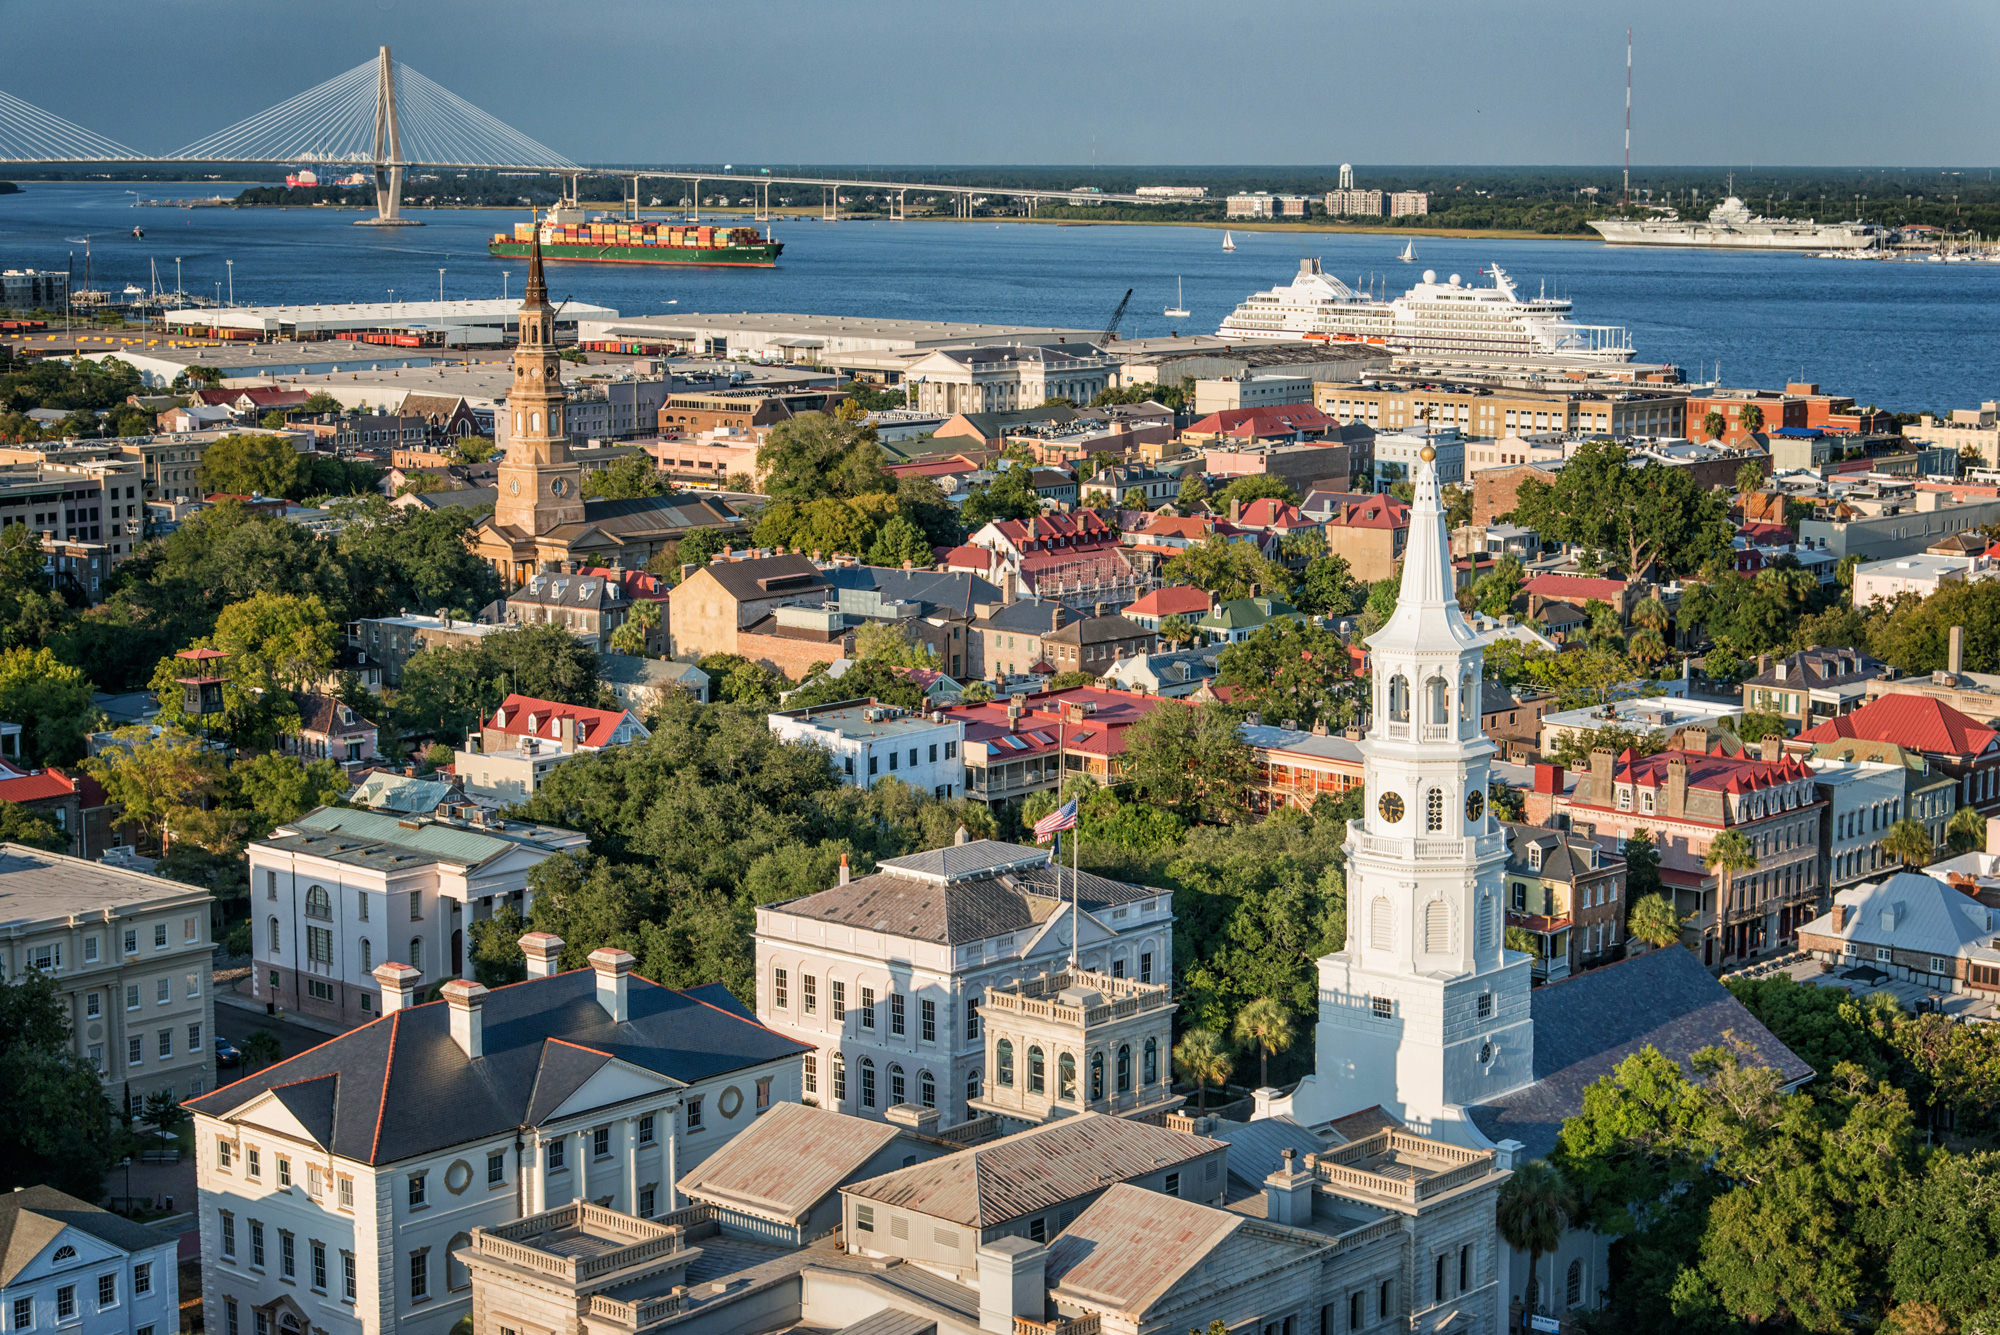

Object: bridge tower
[356,46,421,227]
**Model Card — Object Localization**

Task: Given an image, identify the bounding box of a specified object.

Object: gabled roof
[1520,573,1627,603]
[0,1186,169,1285]
[1740,645,1882,690]
[1123,586,1212,619]
[0,768,78,803]
[1797,693,2000,757]
[1502,821,1621,884]
[1187,405,1336,437]
[689,554,829,603]
[187,973,809,1165]
[486,694,641,750]
[1800,871,2000,961]
[1324,496,1408,530]
[843,1114,1223,1228]
[1044,614,1150,647]
[296,693,374,738]
[677,1101,905,1223]
[1045,1183,1247,1318]
[1467,945,1812,1160]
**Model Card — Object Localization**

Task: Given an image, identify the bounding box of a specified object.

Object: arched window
[967,1070,981,1105]
[409,937,422,973]
[1144,1038,1159,1085]
[1090,1052,1104,1100]
[1425,900,1452,954]
[1028,1045,1045,1094]
[920,1071,935,1109]
[1566,1259,1583,1308]
[1371,897,1393,950]
[1426,787,1445,832]
[447,1233,473,1291]
[1427,675,1448,725]
[1477,895,1495,951]
[531,411,542,433]
[1059,1052,1077,1101]
[832,1053,846,1102]
[997,1039,1015,1086]
[1117,1044,1131,1092]
[1460,671,1476,722]
[1388,674,1410,722]
[860,1057,876,1109]
[360,938,372,972]
[268,916,282,954]
[889,1063,906,1106]
[304,885,331,920]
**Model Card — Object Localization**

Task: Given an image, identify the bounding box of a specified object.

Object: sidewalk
[216,974,349,1039]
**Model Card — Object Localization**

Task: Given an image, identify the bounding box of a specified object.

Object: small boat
[1164,276,1190,319]
[1398,240,1416,262]
[131,226,145,239]
[1222,231,1236,252]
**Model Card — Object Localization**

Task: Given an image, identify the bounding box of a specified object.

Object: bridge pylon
[355,46,420,227]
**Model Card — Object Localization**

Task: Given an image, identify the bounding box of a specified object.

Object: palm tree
[1883,818,1935,869]
[1704,829,1758,958]
[1497,1159,1580,1317]
[1173,1029,1233,1112]
[1629,627,1667,670]
[1627,893,1688,950]
[1231,998,1297,1090]
[1701,409,1728,442]
[241,1029,282,1076]
[1946,805,1987,854]
[1630,596,1670,636]
[1735,460,1765,496]
[1739,403,1766,437]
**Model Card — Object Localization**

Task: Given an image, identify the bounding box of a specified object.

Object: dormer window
[1527,844,1543,871]
[339,708,354,725]
[1617,786,1632,810]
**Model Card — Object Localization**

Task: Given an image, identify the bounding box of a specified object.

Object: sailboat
[1222,231,1236,252]
[1164,277,1190,319]
[1398,240,1417,262]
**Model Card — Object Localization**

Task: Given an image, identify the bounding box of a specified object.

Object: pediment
[544,1055,680,1124]
[229,1091,328,1148]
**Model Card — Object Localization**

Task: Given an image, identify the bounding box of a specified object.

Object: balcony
[469,1201,697,1286]
[1310,1130,1497,1205]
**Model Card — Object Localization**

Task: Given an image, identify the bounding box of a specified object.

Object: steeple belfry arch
[494,219,583,536]
[1285,444,1534,1143]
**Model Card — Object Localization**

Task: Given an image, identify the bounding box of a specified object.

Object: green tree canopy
[0,971,122,1196]
[1213,474,1299,510]
[199,433,310,499]
[756,414,890,503]
[1162,534,1292,603]
[1214,618,1359,731]
[1507,439,1733,578]
[1120,699,1253,824]
[0,646,97,766]
[961,465,1042,527]
[582,453,673,500]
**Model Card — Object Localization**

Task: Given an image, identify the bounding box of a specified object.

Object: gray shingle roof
[824,566,1001,619]
[0,1187,169,1285]
[187,974,808,1165]
[843,1113,1224,1229]
[696,555,829,604]
[1466,946,1813,1161]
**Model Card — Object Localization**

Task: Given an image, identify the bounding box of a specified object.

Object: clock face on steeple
[1466,789,1485,822]
[1379,792,1405,824]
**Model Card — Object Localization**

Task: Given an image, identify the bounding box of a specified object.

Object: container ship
[488,211,781,267]
[1216,258,1634,362]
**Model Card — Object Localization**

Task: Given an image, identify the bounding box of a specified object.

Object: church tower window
[1388,674,1409,722]
[1426,787,1445,832]
[1370,898,1393,950]
[1424,900,1451,953]
[1427,675,1448,726]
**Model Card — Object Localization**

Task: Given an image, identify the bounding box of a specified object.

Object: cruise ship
[1215,259,1634,362]
[1589,197,1885,251]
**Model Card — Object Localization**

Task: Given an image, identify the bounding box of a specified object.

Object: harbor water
[4,180,1997,411]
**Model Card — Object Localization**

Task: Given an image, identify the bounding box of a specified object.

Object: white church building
[1262,442,1810,1322]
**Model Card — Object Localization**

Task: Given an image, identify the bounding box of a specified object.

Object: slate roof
[975,598,1071,635]
[1798,693,2000,758]
[1043,614,1151,648]
[296,693,375,738]
[0,1186,172,1285]
[401,486,498,512]
[823,565,1002,619]
[1466,945,1813,1160]
[696,554,830,604]
[186,971,810,1166]
[1502,822,1622,885]
[770,841,1154,945]
[1741,646,1883,691]
[843,1114,1224,1229]
[677,1102,903,1223]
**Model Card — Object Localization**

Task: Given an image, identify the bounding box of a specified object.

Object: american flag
[1033,798,1078,844]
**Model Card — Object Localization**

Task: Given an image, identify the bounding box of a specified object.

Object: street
[212,1001,344,1086]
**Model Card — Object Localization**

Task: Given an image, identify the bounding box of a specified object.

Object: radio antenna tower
[1622,27,1632,207]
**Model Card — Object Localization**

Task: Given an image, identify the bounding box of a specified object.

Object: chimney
[1589,746,1616,807]
[373,961,421,1014]
[1760,735,1783,763]
[1050,605,1066,632]
[441,978,487,1058]
[1230,498,1242,522]
[591,946,634,1023]
[976,1237,1047,1335]
[839,853,851,885]
[1002,570,1018,605]
[1833,903,1849,932]
[1681,724,1709,755]
[1665,755,1688,819]
[519,931,565,979]
[1264,1148,1316,1226]
[1006,698,1024,729]
[1951,625,1965,676]
[884,1103,942,1131]
[1758,653,1770,675]
[1094,601,1108,619]
[954,824,970,846]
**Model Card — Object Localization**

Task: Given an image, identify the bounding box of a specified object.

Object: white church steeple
[1284,444,1533,1142]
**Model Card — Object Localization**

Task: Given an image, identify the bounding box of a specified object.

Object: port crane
[1100,288,1133,344]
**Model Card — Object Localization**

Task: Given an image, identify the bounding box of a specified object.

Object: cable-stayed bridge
[0,48,1169,226]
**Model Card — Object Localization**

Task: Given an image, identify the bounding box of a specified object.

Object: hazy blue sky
[10,0,1996,167]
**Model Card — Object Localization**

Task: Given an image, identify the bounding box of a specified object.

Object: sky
[7,0,1997,168]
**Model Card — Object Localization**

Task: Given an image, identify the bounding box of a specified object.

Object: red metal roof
[1797,693,2000,757]
[1325,496,1409,530]
[943,687,1168,759]
[485,694,636,749]
[941,545,992,570]
[1124,586,1212,618]
[1520,574,1629,603]
[0,769,77,802]
[1186,405,1336,437]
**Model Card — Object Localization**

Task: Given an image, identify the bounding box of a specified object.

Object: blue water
[4,180,1997,411]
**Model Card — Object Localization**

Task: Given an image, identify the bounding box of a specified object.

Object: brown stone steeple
[494,219,582,535]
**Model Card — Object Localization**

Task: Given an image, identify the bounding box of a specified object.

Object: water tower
[174,647,229,719]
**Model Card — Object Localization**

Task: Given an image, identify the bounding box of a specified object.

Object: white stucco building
[767,700,966,798]
[0,1188,181,1335]
[188,937,810,1335]
[752,838,1173,1130]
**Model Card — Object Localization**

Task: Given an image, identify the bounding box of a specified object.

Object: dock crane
[1099,288,1133,345]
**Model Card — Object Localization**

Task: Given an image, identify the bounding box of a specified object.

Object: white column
[574,1128,588,1204]
[621,1115,638,1214]
[527,1131,543,1214]
[663,1106,680,1211]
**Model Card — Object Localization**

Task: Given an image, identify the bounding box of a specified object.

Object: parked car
[214,1035,242,1068]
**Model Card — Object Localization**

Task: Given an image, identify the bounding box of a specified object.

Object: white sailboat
[1164,277,1190,319]
[1398,240,1417,262]
[1222,231,1236,252]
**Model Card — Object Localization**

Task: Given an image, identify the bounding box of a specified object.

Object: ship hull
[1587,221,1878,251]
[487,240,781,267]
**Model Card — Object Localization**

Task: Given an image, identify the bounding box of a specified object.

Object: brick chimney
[839,852,851,885]
[519,931,564,979]
[1951,624,1965,677]
[1665,755,1688,819]
[1833,903,1849,932]
[1681,724,1709,754]
[1760,735,1784,763]
[1589,746,1616,807]
[590,946,634,1023]
[441,978,487,1059]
